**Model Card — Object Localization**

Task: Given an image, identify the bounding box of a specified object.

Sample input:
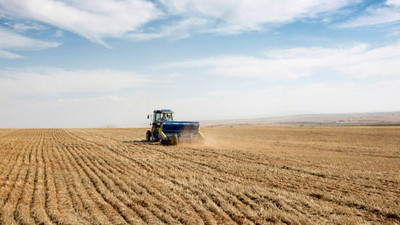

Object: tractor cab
[153,109,174,123]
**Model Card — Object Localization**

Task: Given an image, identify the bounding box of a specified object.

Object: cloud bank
[0,63,399,128]
[162,43,400,80]
[0,0,358,43]
[158,0,357,34]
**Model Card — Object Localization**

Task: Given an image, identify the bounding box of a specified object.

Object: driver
[161,113,167,121]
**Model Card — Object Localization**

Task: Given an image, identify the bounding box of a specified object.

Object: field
[0,126,399,224]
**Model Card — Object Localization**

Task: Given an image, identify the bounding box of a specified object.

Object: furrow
[0,133,33,225]
[51,130,92,224]
[30,130,54,225]
[64,129,207,223]
[67,142,152,224]
[56,138,114,225]
[15,131,39,225]
[66,129,219,224]
[77,139,200,224]
[62,143,131,225]
[0,130,39,224]
[44,129,91,224]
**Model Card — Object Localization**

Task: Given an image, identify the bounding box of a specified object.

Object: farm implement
[146,109,204,145]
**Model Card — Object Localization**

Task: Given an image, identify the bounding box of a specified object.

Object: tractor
[146,109,204,145]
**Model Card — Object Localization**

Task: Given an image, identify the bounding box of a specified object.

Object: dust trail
[178,126,238,149]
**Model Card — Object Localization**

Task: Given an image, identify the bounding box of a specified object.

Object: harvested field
[0,126,399,224]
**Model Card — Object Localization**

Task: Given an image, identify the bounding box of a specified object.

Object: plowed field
[0,126,399,224]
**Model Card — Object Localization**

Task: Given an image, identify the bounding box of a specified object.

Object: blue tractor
[146,109,204,145]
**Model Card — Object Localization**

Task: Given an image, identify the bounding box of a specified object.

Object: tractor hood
[161,121,200,133]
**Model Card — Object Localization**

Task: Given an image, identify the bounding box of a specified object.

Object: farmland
[0,126,399,224]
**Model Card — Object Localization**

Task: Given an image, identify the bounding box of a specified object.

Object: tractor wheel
[146,131,151,141]
[170,134,179,145]
[152,130,159,141]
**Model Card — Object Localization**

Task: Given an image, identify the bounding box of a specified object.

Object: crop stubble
[0,126,399,224]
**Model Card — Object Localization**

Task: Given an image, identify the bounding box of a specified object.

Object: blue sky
[0,0,399,128]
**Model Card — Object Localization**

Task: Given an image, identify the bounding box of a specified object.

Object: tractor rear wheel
[170,134,179,145]
[146,131,151,141]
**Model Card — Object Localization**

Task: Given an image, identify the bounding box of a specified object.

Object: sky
[0,0,399,128]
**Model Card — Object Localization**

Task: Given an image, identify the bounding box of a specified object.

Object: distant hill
[201,111,400,127]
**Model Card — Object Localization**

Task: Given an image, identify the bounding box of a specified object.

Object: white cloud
[0,0,357,43]
[162,43,400,80]
[340,0,400,27]
[128,17,209,41]
[0,68,149,97]
[0,0,162,46]
[156,0,357,35]
[0,28,60,50]
[0,28,61,58]
[0,49,21,59]
[4,22,47,31]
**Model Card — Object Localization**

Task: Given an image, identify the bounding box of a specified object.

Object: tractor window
[154,112,174,122]
[154,113,161,122]
[166,113,174,121]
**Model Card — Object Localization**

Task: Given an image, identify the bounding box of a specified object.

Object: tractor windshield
[154,112,174,122]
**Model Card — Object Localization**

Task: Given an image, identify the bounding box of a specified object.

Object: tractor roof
[154,109,174,113]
